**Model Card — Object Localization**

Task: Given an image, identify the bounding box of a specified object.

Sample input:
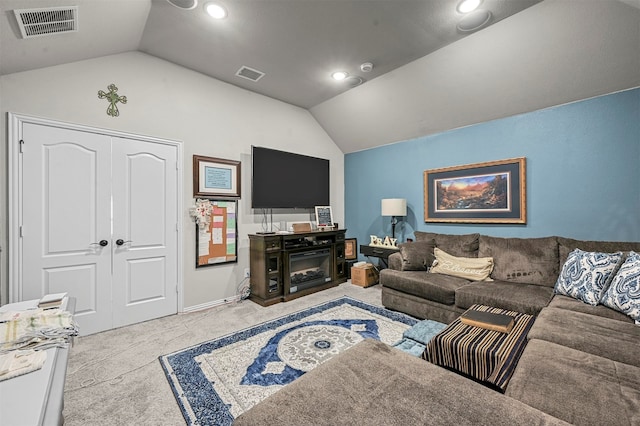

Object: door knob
[116,239,132,246]
[90,240,109,247]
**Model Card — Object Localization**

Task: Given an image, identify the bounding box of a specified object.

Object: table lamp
[381,198,407,239]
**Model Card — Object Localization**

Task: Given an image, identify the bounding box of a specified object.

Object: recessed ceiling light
[166,0,198,10]
[332,71,348,81]
[457,0,482,14]
[345,76,365,88]
[205,2,227,19]
[457,9,492,32]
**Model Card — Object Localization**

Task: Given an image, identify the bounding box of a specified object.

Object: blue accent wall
[345,88,640,248]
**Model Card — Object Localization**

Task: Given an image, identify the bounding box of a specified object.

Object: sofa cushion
[557,236,640,265]
[601,251,640,321]
[381,287,466,324]
[455,280,554,316]
[235,339,570,426]
[528,307,640,367]
[548,294,634,323]
[397,241,435,271]
[414,232,479,257]
[412,231,435,244]
[478,235,559,287]
[402,319,447,345]
[506,340,640,426]
[380,269,470,305]
[553,249,623,306]
[429,248,493,281]
[392,337,426,357]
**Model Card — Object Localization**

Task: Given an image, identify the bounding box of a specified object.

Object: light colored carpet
[63,282,383,425]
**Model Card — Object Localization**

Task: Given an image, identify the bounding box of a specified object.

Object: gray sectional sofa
[381,232,639,324]
[235,233,640,425]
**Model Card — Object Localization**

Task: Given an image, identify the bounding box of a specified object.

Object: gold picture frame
[424,157,526,224]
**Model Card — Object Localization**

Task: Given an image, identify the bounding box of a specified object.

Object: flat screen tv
[251,146,330,209]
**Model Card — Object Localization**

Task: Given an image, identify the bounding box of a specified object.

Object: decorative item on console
[315,206,333,231]
[370,235,398,248]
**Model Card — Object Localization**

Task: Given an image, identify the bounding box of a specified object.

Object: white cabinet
[0,298,75,426]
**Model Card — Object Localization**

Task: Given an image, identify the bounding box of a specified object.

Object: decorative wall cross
[98,84,127,117]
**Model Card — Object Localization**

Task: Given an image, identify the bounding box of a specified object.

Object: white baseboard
[183,294,242,313]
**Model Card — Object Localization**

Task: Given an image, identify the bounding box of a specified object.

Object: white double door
[18,121,179,335]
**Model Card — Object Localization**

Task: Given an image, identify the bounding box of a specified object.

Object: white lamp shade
[381,198,407,216]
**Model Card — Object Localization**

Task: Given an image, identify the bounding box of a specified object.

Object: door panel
[44,264,98,316]
[21,123,112,335]
[127,257,166,303]
[44,143,101,254]
[128,153,167,248]
[111,137,178,327]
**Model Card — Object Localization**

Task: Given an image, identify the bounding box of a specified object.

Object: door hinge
[19,139,24,153]
[19,226,23,237]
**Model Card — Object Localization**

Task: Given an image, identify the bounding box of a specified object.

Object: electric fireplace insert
[288,249,332,293]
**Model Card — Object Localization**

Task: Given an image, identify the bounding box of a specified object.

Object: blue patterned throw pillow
[554,249,623,306]
[601,251,640,321]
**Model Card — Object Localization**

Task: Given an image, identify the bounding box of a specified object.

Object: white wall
[0,51,344,309]
[312,0,640,153]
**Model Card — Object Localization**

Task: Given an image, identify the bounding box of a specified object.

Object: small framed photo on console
[315,206,333,227]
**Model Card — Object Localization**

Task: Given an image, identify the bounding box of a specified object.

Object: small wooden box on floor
[351,264,379,287]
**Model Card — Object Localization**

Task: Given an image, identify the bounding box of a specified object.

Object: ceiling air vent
[13,6,79,39]
[235,66,265,82]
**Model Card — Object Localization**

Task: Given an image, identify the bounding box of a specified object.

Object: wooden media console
[248,229,347,306]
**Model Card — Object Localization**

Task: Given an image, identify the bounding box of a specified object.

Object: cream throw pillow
[430,248,494,281]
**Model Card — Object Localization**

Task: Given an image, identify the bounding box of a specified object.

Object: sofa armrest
[388,252,403,270]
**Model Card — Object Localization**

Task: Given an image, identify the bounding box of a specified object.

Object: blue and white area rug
[159,296,418,425]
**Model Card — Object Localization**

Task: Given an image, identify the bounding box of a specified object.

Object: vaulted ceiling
[1,0,639,153]
[1,0,541,107]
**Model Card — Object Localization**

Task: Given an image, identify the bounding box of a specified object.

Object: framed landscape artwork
[423,157,526,224]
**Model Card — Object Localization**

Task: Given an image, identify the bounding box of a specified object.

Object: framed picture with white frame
[315,206,333,227]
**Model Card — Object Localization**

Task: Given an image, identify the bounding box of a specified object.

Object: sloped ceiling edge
[311,0,640,154]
